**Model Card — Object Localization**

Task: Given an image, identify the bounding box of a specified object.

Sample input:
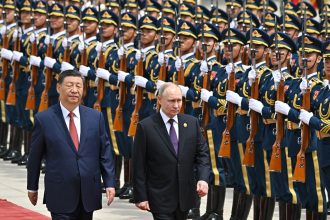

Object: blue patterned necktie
[168,119,178,154]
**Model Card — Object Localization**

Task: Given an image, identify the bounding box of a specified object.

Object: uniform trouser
[291,152,326,213]
[225,141,251,194]
[321,165,330,210]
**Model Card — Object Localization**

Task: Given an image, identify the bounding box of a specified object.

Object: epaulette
[126,47,137,57]
[310,77,323,88]
[55,35,65,51]
[86,41,97,57]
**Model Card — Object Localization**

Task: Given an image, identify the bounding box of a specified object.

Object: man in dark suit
[132,82,210,220]
[27,70,116,220]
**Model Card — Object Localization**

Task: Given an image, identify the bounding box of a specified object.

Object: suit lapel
[177,114,186,157]
[153,113,177,158]
[53,104,78,154]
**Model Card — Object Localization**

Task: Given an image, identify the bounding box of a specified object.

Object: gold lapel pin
[183,123,187,128]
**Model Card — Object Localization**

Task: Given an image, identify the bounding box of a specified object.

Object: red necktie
[69,112,79,150]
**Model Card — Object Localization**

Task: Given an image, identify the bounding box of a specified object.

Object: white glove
[134,75,148,88]
[117,45,124,58]
[225,63,234,75]
[158,52,168,66]
[94,77,99,87]
[175,56,182,71]
[299,77,308,91]
[226,90,243,106]
[62,37,68,48]
[0,48,13,60]
[275,101,290,115]
[201,88,213,102]
[249,98,264,114]
[299,109,313,125]
[12,51,23,62]
[79,65,90,77]
[156,79,165,90]
[178,85,189,97]
[323,79,329,87]
[44,35,50,45]
[29,55,41,67]
[248,69,256,86]
[61,61,74,72]
[135,50,142,61]
[78,41,85,52]
[44,56,56,68]
[118,70,129,82]
[29,32,36,43]
[95,42,102,54]
[200,60,209,73]
[12,30,18,41]
[0,26,6,37]
[96,68,111,81]
[272,70,281,84]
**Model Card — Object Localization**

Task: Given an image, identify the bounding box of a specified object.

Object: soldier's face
[34,12,46,28]
[127,7,138,16]
[148,11,159,19]
[163,12,174,19]
[179,35,195,53]
[224,43,243,61]
[324,58,330,78]
[163,31,174,47]
[217,22,227,33]
[102,23,116,39]
[111,7,120,16]
[226,5,240,18]
[270,48,290,67]
[67,18,79,34]
[5,9,14,24]
[298,52,321,70]
[141,29,157,46]
[57,76,83,106]
[267,27,275,36]
[158,85,182,118]
[50,15,64,30]
[83,21,98,34]
[20,11,31,25]
[285,28,298,40]
[249,44,267,61]
[181,15,193,24]
[199,37,216,56]
[123,27,135,43]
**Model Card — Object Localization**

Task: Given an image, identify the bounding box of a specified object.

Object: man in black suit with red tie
[132,82,210,220]
[27,70,116,220]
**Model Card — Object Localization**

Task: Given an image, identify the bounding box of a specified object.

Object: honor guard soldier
[236,10,260,34]
[284,1,297,17]
[296,1,317,19]
[60,4,82,72]
[195,5,211,24]
[179,3,195,24]
[124,0,139,17]
[245,0,259,16]
[225,0,242,29]
[281,13,301,43]
[162,0,177,20]
[299,40,330,218]
[275,35,326,219]
[210,8,229,34]
[257,0,277,22]
[0,0,20,161]
[263,12,280,36]
[144,0,161,19]
[78,6,99,108]
[107,0,121,16]
[10,0,33,165]
[196,22,226,220]
[219,28,253,220]
[42,3,66,107]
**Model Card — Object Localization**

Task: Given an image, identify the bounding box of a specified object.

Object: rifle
[281,0,286,33]
[214,0,221,62]
[6,0,21,106]
[38,2,53,112]
[156,2,166,111]
[293,5,309,183]
[0,4,8,101]
[243,21,259,167]
[269,18,284,172]
[80,0,88,99]
[93,2,105,112]
[113,3,127,131]
[195,3,201,60]
[219,27,235,158]
[241,0,249,65]
[25,3,37,110]
[200,15,210,138]
[175,3,185,113]
[63,4,70,63]
[325,5,329,40]
[128,14,143,137]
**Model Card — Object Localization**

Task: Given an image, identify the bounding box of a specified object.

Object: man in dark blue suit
[27,70,116,220]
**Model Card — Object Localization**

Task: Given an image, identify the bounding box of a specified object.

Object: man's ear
[56,83,61,94]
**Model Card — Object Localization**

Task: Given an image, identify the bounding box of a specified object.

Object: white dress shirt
[60,102,81,141]
[160,109,179,139]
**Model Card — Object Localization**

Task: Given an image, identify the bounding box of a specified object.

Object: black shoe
[187,208,200,219]
[119,185,133,199]
[11,155,23,163]
[18,154,28,166]
[199,212,211,220]
[116,183,129,197]
[206,213,221,220]
[0,145,6,154]
[41,160,46,173]
[3,150,20,161]
[129,198,135,203]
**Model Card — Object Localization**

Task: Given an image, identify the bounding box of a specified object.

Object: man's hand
[105,187,115,206]
[196,180,208,197]
[28,191,38,206]
[135,201,150,211]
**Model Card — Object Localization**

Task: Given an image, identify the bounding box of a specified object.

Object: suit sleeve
[194,119,210,183]
[132,122,148,203]
[99,113,115,188]
[27,116,45,191]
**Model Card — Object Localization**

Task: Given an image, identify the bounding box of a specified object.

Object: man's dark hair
[58,70,83,84]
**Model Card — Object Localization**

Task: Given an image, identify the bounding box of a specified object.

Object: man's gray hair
[158,82,181,97]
